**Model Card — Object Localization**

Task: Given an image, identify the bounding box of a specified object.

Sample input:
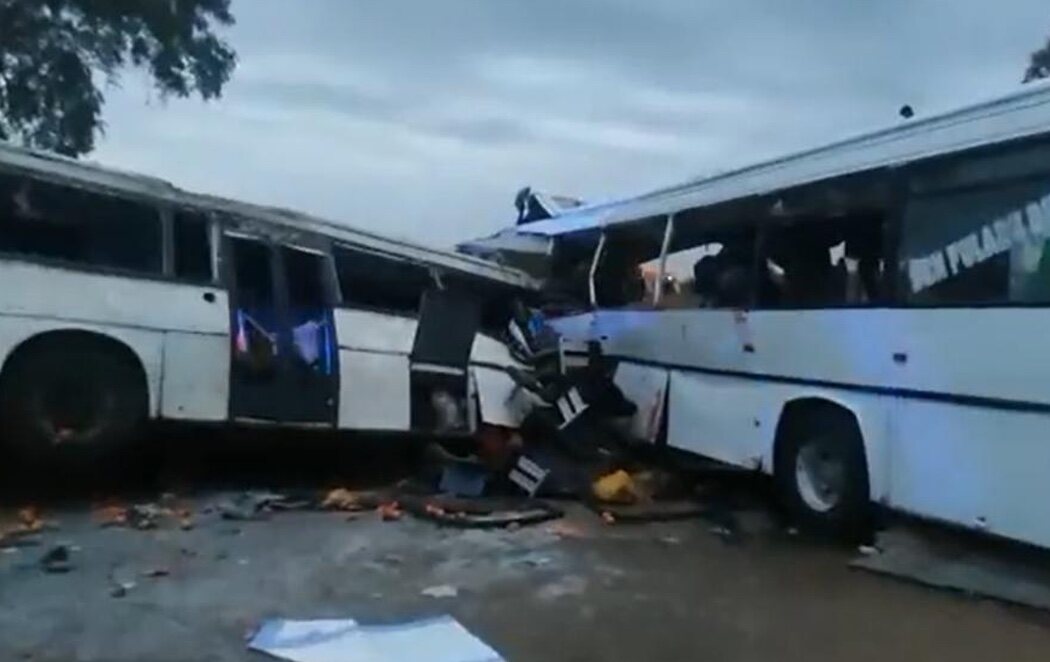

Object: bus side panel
[667,371,895,496]
[613,363,668,444]
[0,261,225,334]
[0,316,164,417]
[473,365,529,428]
[891,400,1050,547]
[886,309,1050,547]
[332,308,415,430]
[161,330,230,421]
[338,350,410,430]
[0,261,232,419]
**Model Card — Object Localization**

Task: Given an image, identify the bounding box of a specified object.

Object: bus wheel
[0,337,147,454]
[775,405,870,538]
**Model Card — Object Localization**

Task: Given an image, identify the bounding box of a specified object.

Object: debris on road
[421,584,459,599]
[141,567,171,578]
[39,545,73,574]
[377,501,403,522]
[406,495,561,529]
[217,491,288,521]
[1,507,54,548]
[592,469,639,504]
[248,615,504,662]
[321,488,368,512]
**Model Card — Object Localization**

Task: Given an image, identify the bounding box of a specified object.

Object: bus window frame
[331,242,438,318]
[0,166,174,284]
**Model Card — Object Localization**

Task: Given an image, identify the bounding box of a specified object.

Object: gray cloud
[92,1,1050,246]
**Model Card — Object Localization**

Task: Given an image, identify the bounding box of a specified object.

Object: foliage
[1024,38,1050,83]
[0,0,236,156]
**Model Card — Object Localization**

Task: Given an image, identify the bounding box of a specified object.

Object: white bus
[0,142,535,459]
[487,83,1050,547]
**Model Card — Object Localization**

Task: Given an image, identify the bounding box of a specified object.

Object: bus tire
[0,335,148,455]
[775,404,870,539]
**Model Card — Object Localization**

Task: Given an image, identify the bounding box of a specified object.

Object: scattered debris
[93,505,129,528]
[546,520,589,540]
[439,463,489,498]
[141,567,171,578]
[377,501,403,522]
[592,470,640,504]
[94,501,194,530]
[248,616,504,662]
[1,506,54,547]
[39,545,73,574]
[128,503,164,530]
[218,491,287,521]
[421,584,459,599]
[508,455,550,496]
[108,577,136,598]
[514,553,552,568]
[536,575,588,601]
[406,496,562,529]
[321,488,366,512]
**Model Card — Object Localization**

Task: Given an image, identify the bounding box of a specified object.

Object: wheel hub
[795,438,847,513]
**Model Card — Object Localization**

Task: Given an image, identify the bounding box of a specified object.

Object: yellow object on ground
[592,470,638,504]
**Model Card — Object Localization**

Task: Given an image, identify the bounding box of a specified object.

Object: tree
[1024,37,1050,83]
[0,0,236,157]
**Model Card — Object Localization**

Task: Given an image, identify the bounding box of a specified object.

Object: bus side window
[333,245,432,314]
[0,172,161,274]
[655,222,756,310]
[594,225,664,309]
[899,179,1050,305]
[760,213,885,308]
[173,211,212,282]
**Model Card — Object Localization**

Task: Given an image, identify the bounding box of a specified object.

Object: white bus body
[491,82,1050,548]
[0,142,536,452]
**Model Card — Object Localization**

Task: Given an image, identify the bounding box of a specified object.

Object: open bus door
[409,288,481,433]
[225,233,339,425]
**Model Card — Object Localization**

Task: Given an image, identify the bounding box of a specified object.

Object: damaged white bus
[478,83,1050,548]
[0,143,535,458]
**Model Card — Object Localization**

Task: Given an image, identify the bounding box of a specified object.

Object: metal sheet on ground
[248,615,504,662]
[851,525,1050,611]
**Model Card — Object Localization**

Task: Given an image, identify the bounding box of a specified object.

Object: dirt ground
[2,431,1050,662]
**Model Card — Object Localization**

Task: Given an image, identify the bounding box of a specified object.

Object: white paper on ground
[248,615,504,662]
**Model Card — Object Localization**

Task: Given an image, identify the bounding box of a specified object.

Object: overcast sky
[91,1,1050,247]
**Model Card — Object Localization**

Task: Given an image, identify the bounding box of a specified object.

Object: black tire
[0,338,147,455]
[775,405,871,539]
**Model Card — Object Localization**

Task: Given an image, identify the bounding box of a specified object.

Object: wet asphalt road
[2,429,1050,661]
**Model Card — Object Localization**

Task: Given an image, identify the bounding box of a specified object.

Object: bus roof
[517,81,1050,238]
[0,141,538,289]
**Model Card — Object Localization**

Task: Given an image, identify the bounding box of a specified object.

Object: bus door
[409,288,481,433]
[226,234,338,425]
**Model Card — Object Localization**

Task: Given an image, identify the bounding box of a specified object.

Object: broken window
[334,245,433,314]
[899,178,1050,305]
[231,238,274,308]
[283,246,335,374]
[759,213,886,308]
[655,222,758,309]
[173,210,212,282]
[229,236,279,377]
[593,222,666,309]
[0,172,162,274]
